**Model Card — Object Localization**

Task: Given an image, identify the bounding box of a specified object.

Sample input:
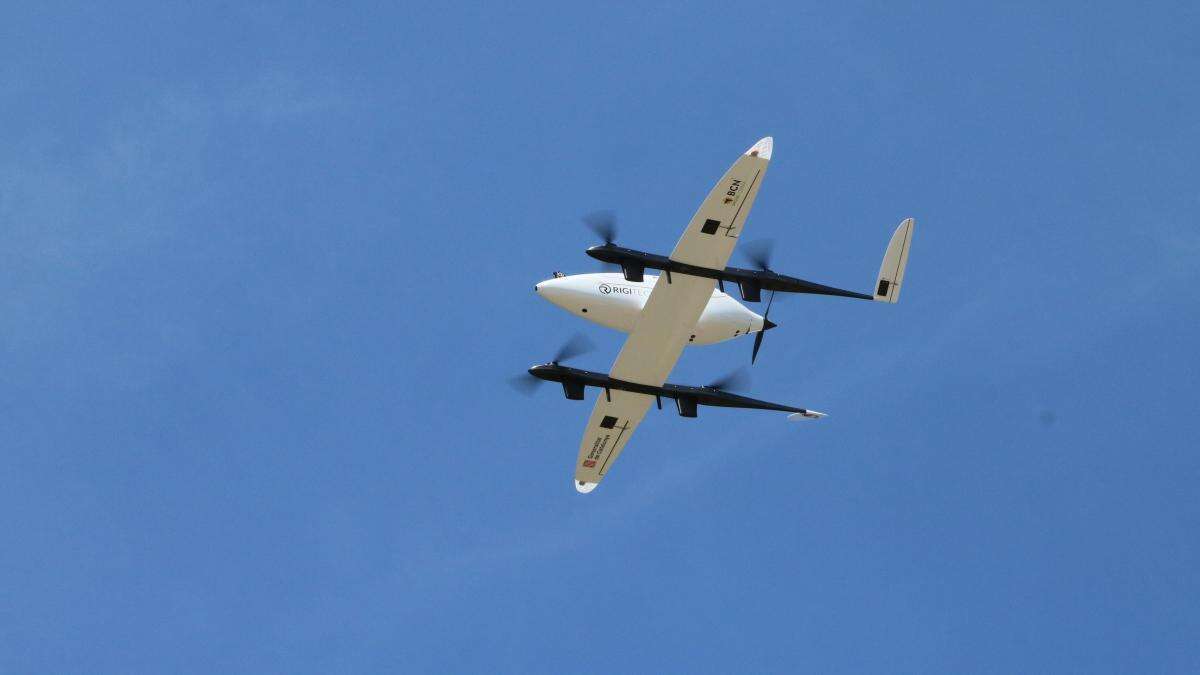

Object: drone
[516,138,914,493]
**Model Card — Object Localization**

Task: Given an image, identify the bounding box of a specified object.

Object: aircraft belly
[582,295,642,333]
[609,273,716,384]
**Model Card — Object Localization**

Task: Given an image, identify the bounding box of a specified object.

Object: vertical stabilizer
[874,218,914,303]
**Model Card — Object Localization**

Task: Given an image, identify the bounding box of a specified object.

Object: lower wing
[573,390,654,493]
[572,272,714,493]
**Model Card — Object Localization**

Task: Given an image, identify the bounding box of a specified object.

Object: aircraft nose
[763,318,778,331]
[534,278,571,306]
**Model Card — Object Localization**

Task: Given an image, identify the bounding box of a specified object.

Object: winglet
[744,137,773,160]
[575,480,598,494]
[874,218,915,303]
[788,410,827,421]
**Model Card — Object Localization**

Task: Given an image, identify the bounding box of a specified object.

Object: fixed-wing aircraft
[517,137,914,493]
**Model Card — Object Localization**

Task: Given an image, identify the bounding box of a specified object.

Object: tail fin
[874,218,914,303]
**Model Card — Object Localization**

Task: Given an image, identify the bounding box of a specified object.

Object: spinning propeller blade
[512,333,597,397]
[705,367,752,392]
[508,374,543,396]
[582,210,618,245]
[751,290,777,365]
[552,333,595,364]
[741,238,775,271]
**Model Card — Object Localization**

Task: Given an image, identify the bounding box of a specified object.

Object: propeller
[751,290,777,365]
[507,373,543,396]
[740,238,775,271]
[508,333,596,396]
[742,239,779,364]
[582,210,618,245]
[705,366,752,392]
[551,332,595,364]
[583,211,623,272]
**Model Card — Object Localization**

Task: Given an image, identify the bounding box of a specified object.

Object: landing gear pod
[738,279,762,303]
[675,396,698,418]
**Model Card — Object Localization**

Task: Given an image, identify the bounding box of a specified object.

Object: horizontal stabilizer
[874,218,914,303]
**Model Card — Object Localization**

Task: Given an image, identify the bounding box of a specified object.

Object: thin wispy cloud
[0,72,359,354]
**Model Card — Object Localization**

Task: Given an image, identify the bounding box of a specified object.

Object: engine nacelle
[675,396,698,418]
[562,381,585,400]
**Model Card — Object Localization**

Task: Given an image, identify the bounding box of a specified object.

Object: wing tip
[873,217,915,304]
[745,136,773,160]
[575,480,598,494]
[788,410,827,421]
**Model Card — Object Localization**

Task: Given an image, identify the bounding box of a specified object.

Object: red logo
[582,460,596,468]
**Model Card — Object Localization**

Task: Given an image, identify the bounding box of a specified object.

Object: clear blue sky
[2,2,1198,673]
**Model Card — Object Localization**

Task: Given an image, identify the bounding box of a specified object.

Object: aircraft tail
[873,218,915,303]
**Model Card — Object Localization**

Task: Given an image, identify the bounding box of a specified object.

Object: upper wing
[669,136,772,269]
[573,138,773,492]
[609,137,773,385]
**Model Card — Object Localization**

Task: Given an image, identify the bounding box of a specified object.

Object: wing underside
[573,390,653,492]
[572,138,772,492]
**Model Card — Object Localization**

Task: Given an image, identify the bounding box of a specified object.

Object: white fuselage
[535,273,768,345]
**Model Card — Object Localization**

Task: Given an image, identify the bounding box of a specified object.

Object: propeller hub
[763,318,778,331]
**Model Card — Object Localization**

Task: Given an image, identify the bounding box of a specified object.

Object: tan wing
[572,390,653,492]
[873,218,915,303]
[669,136,772,269]
[573,138,773,493]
